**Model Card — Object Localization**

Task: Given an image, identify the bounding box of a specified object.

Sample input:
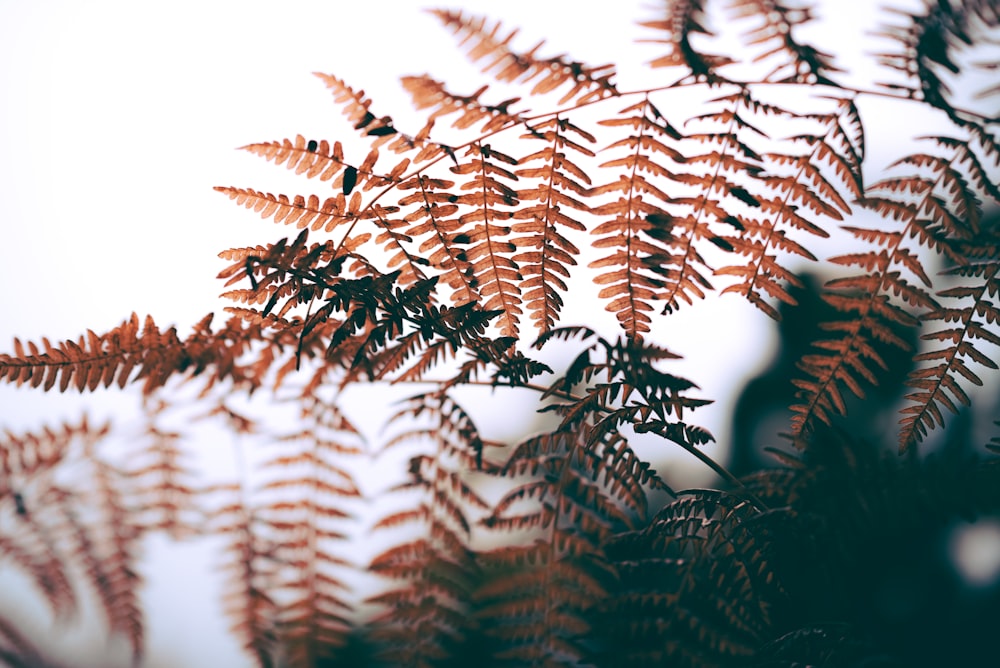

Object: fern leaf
[214,186,358,233]
[640,0,735,79]
[589,97,686,335]
[599,490,783,667]
[899,251,1000,451]
[430,9,618,105]
[394,174,479,306]
[252,396,362,666]
[209,485,278,668]
[730,0,843,85]
[872,1,980,124]
[718,95,859,318]
[513,116,596,332]
[478,427,637,666]
[402,75,523,134]
[790,133,993,446]
[450,142,524,337]
[368,392,487,666]
[124,398,200,539]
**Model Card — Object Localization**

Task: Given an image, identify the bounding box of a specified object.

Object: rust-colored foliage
[1,1,999,666]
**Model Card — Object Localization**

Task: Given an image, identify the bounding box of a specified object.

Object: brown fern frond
[367,461,484,666]
[720,96,863,317]
[213,186,360,233]
[312,73,401,148]
[512,116,596,333]
[254,396,363,666]
[241,135,408,195]
[368,392,488,666]
[589,97,686,335]
[729,0,842,85]
[535,329,714,475]
[0,310,304,397]
[477,427,644,666]
[0,418,112,623]
[0,530,77,623]
[208,484,278,668]
[640,0,735,80]
[0,417,101,490]
[0,616,51,668]
[82,441,145,660]
[871,0,992,125]
[789,132,995,446]
[402,75,523,133]
[899,247,1000,451]
[430,9,619,105]
[0,314,187,395]
[392,174,479,306]
[653,89,772,314]
[41,439,145,662]
[125,398,200,539]
[384,392,492,471]
[450,141,524,337]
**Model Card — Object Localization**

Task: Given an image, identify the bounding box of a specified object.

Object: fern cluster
[1,1,999,666]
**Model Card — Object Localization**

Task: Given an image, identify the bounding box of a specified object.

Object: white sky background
[0,0,991,666]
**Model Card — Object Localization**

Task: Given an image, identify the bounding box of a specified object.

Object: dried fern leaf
[640,0,734,79]
[899,252,1000,452]
[589,97,686,335]
[430,9,618,105]
[512,115,596,332]
[478,427,640,666]
[368,392,486,665]
[449,142,524,337]
[790,132,995,446]
[730,0,842,84]
[253,397,362,666]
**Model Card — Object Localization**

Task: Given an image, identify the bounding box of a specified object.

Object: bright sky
[0,0,986,665]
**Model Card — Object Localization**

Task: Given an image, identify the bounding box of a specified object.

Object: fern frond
[402,75,523,133]
[208,485,278,668]
[450,141,524,336]
[0,418,112,625]
[589,97,686,335]
[430,9,618,105]
[789,132,995,446]
[538,330,712,466]
[478,427,640,666]
[368,392,488,666]
[0,313,266,396]
[0,616,50,668]
[599,490,783,667]
[393,174,479,306]
[899,248,1000,451]
[640,0,735,79]
[125,398,200,539]
[241,135,407,196]
[312,72,404,148]
[730,0,842,85]
[41,441,145,662]
[871,0,988,124]
[512,115,596,332]
[0,417,101,488]
[253,396,362,666]
[717,94,860,318]
[214,186,360,233]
